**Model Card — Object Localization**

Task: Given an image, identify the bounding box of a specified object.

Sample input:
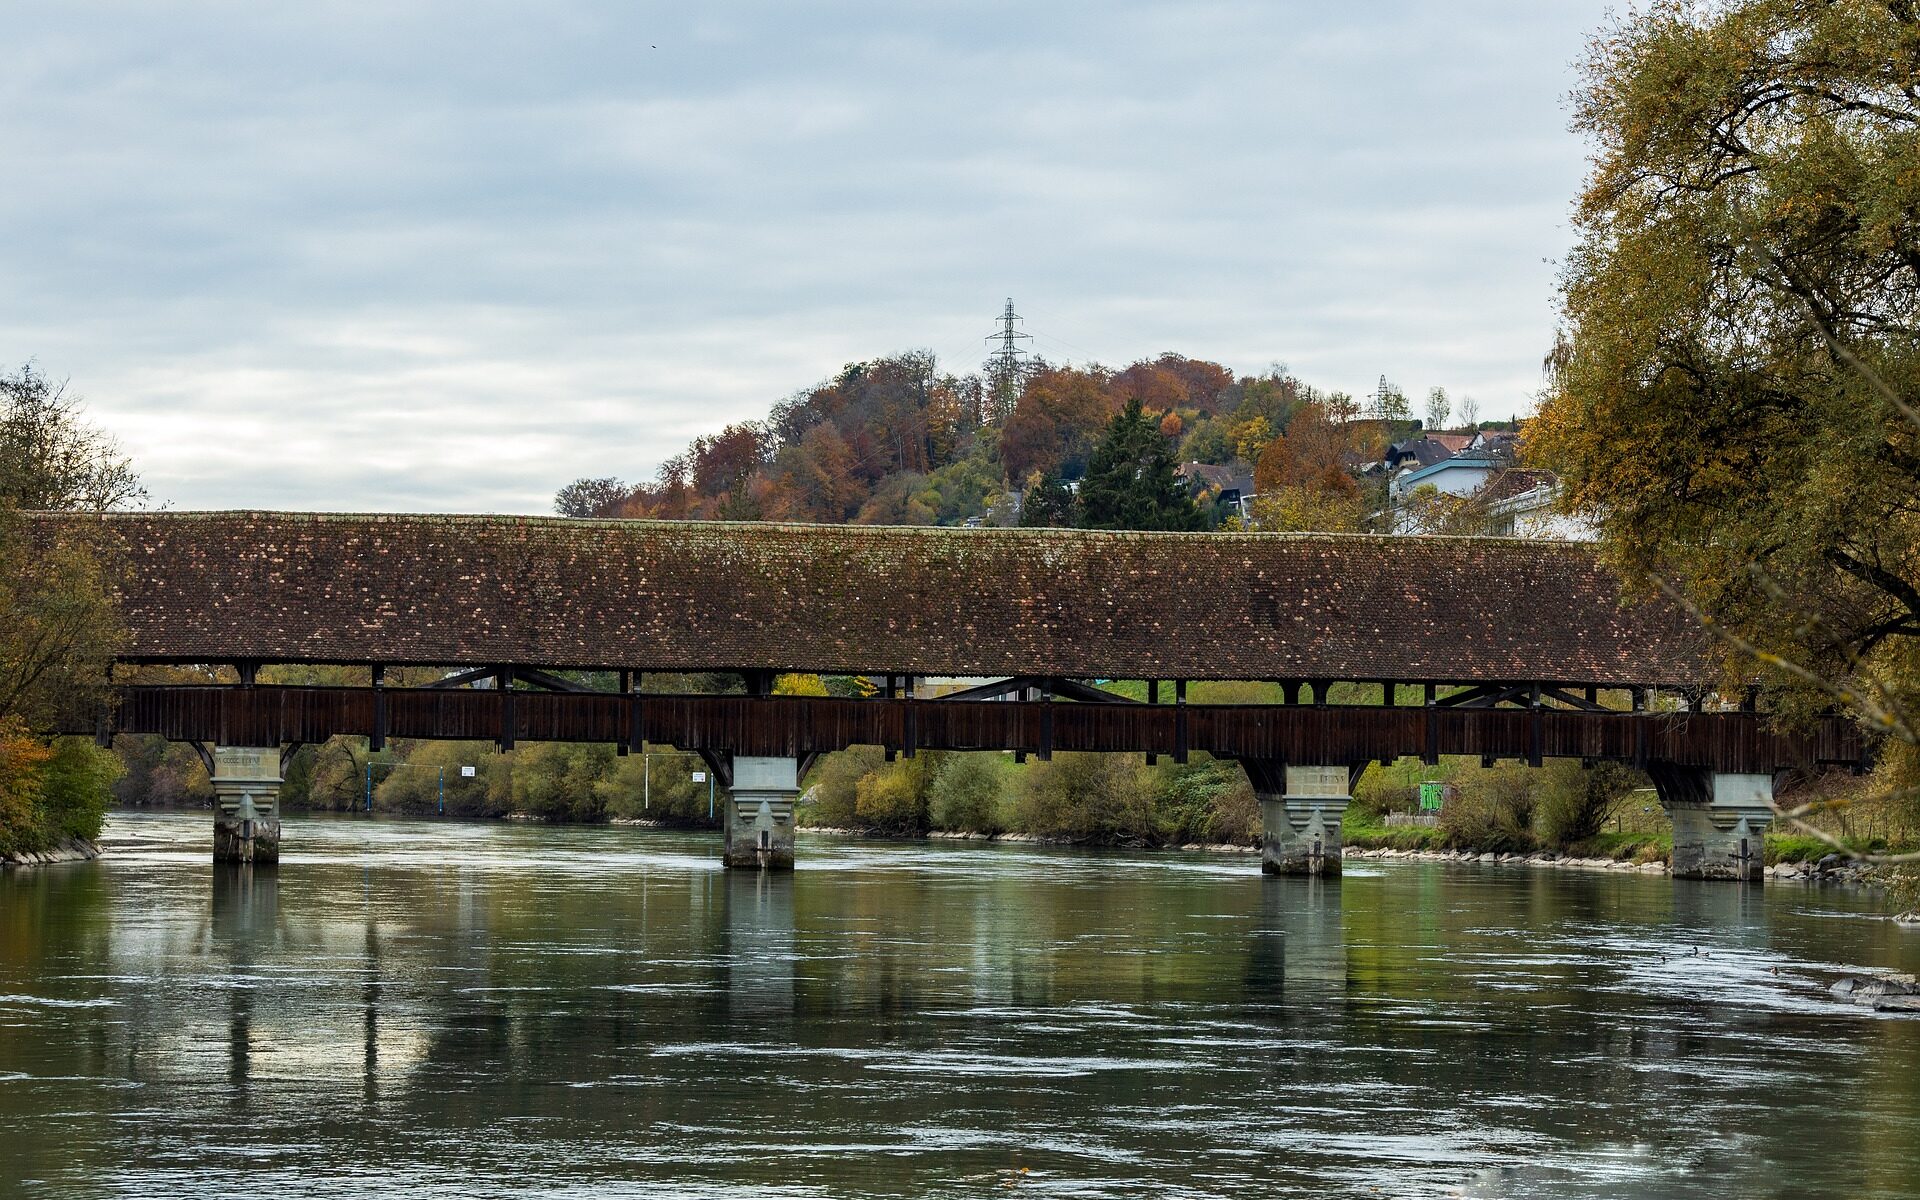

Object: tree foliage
[1533,0,1920,742]
[0,365,133,853]
[1076,397,1204,531]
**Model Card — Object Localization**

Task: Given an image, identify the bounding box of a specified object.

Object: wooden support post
[904,675,917,759]
[1584,684,1599,707]
[371,664,387,754]
[1310,679,1329,707]
[1528,683,1543,766]
[1424,681,1437,705]
[236,661,258,688]
[1630,686,1646,712]
[1281,680,1301,705]
[1038,684,1053,761]
[616,670,633,755]
[1174,680,1188,765]
[1384,680,1398,707]
[498,667,516,751]
[1146,679,1159,764]
[884,674,897,700]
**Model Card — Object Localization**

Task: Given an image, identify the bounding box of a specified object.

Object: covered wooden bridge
[38,511,1867,879]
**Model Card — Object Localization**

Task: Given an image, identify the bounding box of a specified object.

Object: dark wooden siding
[88,686,1866,774]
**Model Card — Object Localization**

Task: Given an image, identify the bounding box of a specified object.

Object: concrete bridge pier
[1653,766,1775,882]
[724,756,798,870]
[211,746,282,865]
[1253,763,1352,877]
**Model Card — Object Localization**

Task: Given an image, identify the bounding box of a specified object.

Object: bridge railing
[87,685,1868,774]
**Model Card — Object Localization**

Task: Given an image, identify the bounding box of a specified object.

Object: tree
[0,366,132,853]
[998,365,1118,483]
[1458,394,1479,428]
[1019,472,1075,528]
[0,366,143,512]
[1075,398,1204,531]
[554,477,631,518]
[1250,400,1365,532]
[1532,1,1920,821]
[1425,387,1451,431]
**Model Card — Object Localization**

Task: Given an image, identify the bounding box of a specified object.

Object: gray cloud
[2,0,1604,512]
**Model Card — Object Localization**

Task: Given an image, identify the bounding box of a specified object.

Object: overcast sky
[3,1,1606,514]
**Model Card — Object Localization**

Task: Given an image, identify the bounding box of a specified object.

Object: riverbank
[0,836,101,868]
[1342,844,1878,883]
[805,824,1888,885]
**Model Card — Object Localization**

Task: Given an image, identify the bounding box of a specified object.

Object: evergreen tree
[1075,398,1204,531]
[1018,472,1075,528]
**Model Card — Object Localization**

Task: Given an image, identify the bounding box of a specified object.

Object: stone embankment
[1,837,101,867]
[1345,845,1877,882]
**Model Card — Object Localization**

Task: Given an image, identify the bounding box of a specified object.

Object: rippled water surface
[3,812,1918,1198]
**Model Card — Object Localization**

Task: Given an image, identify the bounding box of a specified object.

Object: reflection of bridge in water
[42,511,1867,882]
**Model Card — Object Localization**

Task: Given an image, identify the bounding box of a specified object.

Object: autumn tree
[998,365,1118,483]
[0,366,130,854]
[1425,387,1451,431]
[1533,1,1920,784]
[1250,401,1365,532]
[1076,398,1203,531]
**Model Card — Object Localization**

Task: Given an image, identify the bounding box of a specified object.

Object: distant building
[1389,452,1500,504]
[1177,462,1257,520]
[1479,469,1596,540]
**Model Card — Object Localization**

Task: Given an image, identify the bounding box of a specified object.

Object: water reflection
[0,813,1916,1198]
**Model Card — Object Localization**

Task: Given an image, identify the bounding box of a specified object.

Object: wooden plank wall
[94,686,1867,774]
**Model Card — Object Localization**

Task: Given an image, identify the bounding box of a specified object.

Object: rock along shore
[803,826,1881,884]
[1,837,101,868]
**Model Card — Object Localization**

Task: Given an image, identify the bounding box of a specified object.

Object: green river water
[1,811,1917,1198]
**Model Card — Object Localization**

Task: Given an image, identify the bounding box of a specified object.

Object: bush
[38,738,120,841]
[804,746,884,827]
[0,725,119,854]
[599,749,716,825]
[1535,760,1642,848]
[1438,762,1537,852]
[1150,756,1256,845]
[373,740,504,817]
[1014,752,1156,845]
[509,743,615,823]
[854,754,935,834]
[928,753,1008,833]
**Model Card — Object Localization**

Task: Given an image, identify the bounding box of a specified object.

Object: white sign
[460,765,476,778]
[691,771,707,783]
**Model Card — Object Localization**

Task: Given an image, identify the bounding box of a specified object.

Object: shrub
[1535,760,1642,848]
[1438,762,1537,852]
[1150,756,1256,844]
[854,754,935,834]
[372,740,504,817]
[928,753,1008,833]
[1014,752,1156,844]
[804,746,884,827]
[0,725,118,854]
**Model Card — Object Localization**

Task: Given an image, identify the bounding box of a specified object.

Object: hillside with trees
[555,350,1449,534]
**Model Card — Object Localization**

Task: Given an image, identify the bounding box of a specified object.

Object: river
[1,811,1917,1198]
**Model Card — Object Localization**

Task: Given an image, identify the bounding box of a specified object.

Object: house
[1384,434,1471,473]
[1389,451,1499,504]
[1177,462,1257,520]
[1468,429,1521,458]
[1478,469,1596,540]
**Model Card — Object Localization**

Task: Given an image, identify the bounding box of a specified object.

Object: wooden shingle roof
[40,510,1709,685]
